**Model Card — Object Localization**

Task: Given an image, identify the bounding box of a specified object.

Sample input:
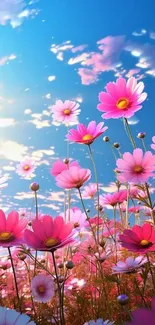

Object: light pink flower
[97,77,147,119]
[151,136,155,150]
[24,215,74,251]
[100,190,127,208]
[31,274,54,303]
[51,100,80,125]
[66,121,107,145]
[16,158,35,177]
[0,210,27,247]
[61,208,86,228]
[82,183,97,199]
[50,159,79,177]
[55,166,91,189]
[112,256,147,274]
[116,148,155,183]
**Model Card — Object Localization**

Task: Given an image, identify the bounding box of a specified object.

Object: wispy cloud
[0,0,39,28]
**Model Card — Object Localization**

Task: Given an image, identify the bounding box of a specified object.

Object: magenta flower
[0,210,27,247]
[51,100,80,125]
[100,190,127,208]
[16,158,35,178]
[55,166,91,189]
[97,77,147,119]
[151,136,155,150]
[24,215,74,251]
[116,148,155,183]
[66,121,108,145]
[120,223,155,253]
[125,298,155,325]
[31,274,54,303]
[50,159,79,176]
[82,183,97,199]
[0,306,35,324]
[112,256,147,274]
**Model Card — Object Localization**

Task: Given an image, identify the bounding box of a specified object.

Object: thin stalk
[146,253,155,294]
[8,247,21,312]
[34,190,38,275]
[124,118,136,149]
[52,251,65,325]
[141,139,147,152]
[145,183,155,224]
[109,142,117,160]
[88,145,100,243]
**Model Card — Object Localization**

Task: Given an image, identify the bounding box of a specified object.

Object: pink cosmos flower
[120,223,155,253]
[0,210,27,247]
[50,159,79,176]
[61,208,86,228]
[16,158,35,177]
[112,256,147,274]
[116,148,155,183]
[66,121,108,145]
[55,166,91,189]
[82,183,97,199]
[100,190,127,208]
[151,136,155,150]
[51,100,80,125]
[24,215,74,251]
[31,274,54,303]
[97,77,147,119]
[125,298,155,325]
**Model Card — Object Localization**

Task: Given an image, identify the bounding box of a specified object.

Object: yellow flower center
[140,239,150,246]
[64,109,71,115]
[82,134,94,142]
[38,285,45,293]
[0,232,12,241]
[134,165,143,173]
[117,98,130,110]
[44,237,57,247]
[24,165,30,171]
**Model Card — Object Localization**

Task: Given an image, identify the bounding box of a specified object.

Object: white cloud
[0,0,39,28]
[56,52,64,61]
[48,75,56,82]
[0,118,16,127]
[24,109,32,115]
[29,118,51,129]
[0,141,28,161]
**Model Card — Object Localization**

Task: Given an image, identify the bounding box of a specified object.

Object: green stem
[141,139,147,152]
[34,190,38,276]
[88,145,100,243]
[8,247,21,312]
[52,251,65,325]
[124,118,136,149]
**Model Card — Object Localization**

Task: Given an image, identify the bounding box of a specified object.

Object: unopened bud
[137,132,146,139]
[113,142,120,149]
[57,263,64,269]
[66,261,74,269]
[103,136,109,142]
[30,182,40,192]
[64,158,69,164]
[99,240,106,248]
[117,294,129,305]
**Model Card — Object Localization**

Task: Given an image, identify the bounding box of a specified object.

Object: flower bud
[99,240,106,248]
[57,263,64,269]
[113,142,120,149]
[86,209,90,213]
[117,294,129,305]
[64,158,69,164]
[137,132,146,139]
[66,261,74,269]
[103,136,109,142]
[30,182,40,192]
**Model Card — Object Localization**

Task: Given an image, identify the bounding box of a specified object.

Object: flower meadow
[1,76,155,325]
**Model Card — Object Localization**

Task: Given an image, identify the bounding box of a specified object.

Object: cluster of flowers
[1,77,155,324]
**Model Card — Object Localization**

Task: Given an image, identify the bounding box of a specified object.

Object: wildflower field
[1,1,155,324]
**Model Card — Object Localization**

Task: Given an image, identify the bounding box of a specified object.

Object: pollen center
[140,239,150,246]
[82,134,94,141]
[134,165,143,173]
[64,109,71,115]
[117,98,130,110]
[0,232,12,241]
[38,285,45,293]
[24,165,30,171]
[44,237,57,247]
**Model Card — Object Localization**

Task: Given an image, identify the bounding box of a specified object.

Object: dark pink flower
[66,121,107,145]
[50,159,79,176]
[120,223,155,253]
[97,77,147,119]
[100,190,127,207]
[24,215,74,251]
[125,298,155,325]
[0,210,27,247]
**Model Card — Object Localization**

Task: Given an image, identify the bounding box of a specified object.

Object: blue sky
[0,0,155,216]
